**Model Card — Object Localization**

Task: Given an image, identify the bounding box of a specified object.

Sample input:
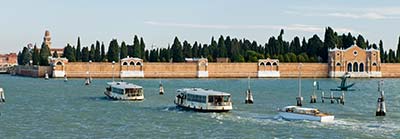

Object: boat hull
[174,101,231,112]
[278,112,334,122]
[104,90,144,101]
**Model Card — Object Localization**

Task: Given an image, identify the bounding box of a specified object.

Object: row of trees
[18,27,400,65]
[17,43,51,66]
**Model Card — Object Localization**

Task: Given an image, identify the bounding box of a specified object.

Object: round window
[353,50,358,56]
[336,53,340,56]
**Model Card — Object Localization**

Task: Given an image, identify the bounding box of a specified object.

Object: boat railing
[211,102,231,106]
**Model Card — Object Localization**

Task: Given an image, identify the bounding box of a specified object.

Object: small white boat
[174,88,232,112]
[44,73,49,80]
[278,106,334,122]
[84,78,90,85]
[159,83,164,95]
[0,88,5,103]
[104,81,144,101]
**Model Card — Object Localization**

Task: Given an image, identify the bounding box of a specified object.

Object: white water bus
[104,82,144,101]
[278,106,334,122]
[174,88,232,112]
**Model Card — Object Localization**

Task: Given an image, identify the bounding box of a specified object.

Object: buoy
[376,80,386,116]
[159,81,164,95]
[84,77,90,85]
[44,73,49,80]
[245,77,253,104]
[310,80,317,103]
[0,88,5,103]
[296,63,303,107]
[64,74,68,82]
[245,89,254,104]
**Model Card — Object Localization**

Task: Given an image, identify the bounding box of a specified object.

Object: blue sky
[1,0,400,53]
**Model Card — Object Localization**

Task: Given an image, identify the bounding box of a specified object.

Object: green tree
[356,35,367,49]
[89,44,95,61]
[217,36,227,57]
[81,47,89,62]
[32,45,40,65]
[171,37,184,62]
[52,51,58,58]
[133,35,140,58]
[39,42,51,65]
[76,37,82,61]
[120,41,128,59]
[63,44,76,62]
[396,36,400,62]
[21,47,31,65]
[324,27,336,49]
[101,42,106,62]
[95,41,101,62]
[379,40,385,63]
[182,40,192,58]
[107,39,120,62]
[140,37,146,59]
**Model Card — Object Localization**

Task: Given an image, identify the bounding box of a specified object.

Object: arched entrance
[347,63,352,72]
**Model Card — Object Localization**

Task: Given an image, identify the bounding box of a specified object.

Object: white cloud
[328,12,386,20]
[147,21,316,32]
[286,7,400,20]
[145,21,357,34]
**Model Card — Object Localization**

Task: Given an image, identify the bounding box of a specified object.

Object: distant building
[38,30,64,57]
[328,44,381,77]
[0,53,17,66]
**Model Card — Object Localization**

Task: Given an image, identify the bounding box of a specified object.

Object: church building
[328,44,381,77]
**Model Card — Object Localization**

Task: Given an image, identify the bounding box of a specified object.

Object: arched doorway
[353,62,358,72]
[347,63,352,72]
[359,63,364,72]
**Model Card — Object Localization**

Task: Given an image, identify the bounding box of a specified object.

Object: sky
[1,0,400,53]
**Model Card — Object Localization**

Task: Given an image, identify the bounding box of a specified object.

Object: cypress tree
[52,51,58,58]
[324,27,336,49]
[21,47,31,65]
[81,47,89,62]
[217,36,227,57]
[182,40,192,58]
[89,44,95,61]
[32,45,40,65]
[39,43,51,65]
[379,40,385,63]
[95,41,101,62]
[171,37,184,62]
[120,41,128,59]
[396,36,400,62]
[356,35,367,49]
[63,44,76,62]
[140,37,146,59]
[133,35,140,58]
[76,37,82,61]
[107,39,120,62]
[101,42,106,62]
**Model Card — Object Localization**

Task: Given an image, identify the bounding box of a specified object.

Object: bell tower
[44,30,51,48]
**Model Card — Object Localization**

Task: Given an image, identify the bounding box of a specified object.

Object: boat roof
[283,106,318,111]
[177,88,231,96]
[107,81,143,89]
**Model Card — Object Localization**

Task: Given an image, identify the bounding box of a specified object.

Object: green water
[0,75,399,138]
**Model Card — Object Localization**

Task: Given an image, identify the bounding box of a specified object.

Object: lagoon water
[0,74,399,138]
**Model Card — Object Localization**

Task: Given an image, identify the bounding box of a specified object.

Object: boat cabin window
[125,88,143,97]
[112,87,124,94]
[208,95,231,106]
[187,94,206,103]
